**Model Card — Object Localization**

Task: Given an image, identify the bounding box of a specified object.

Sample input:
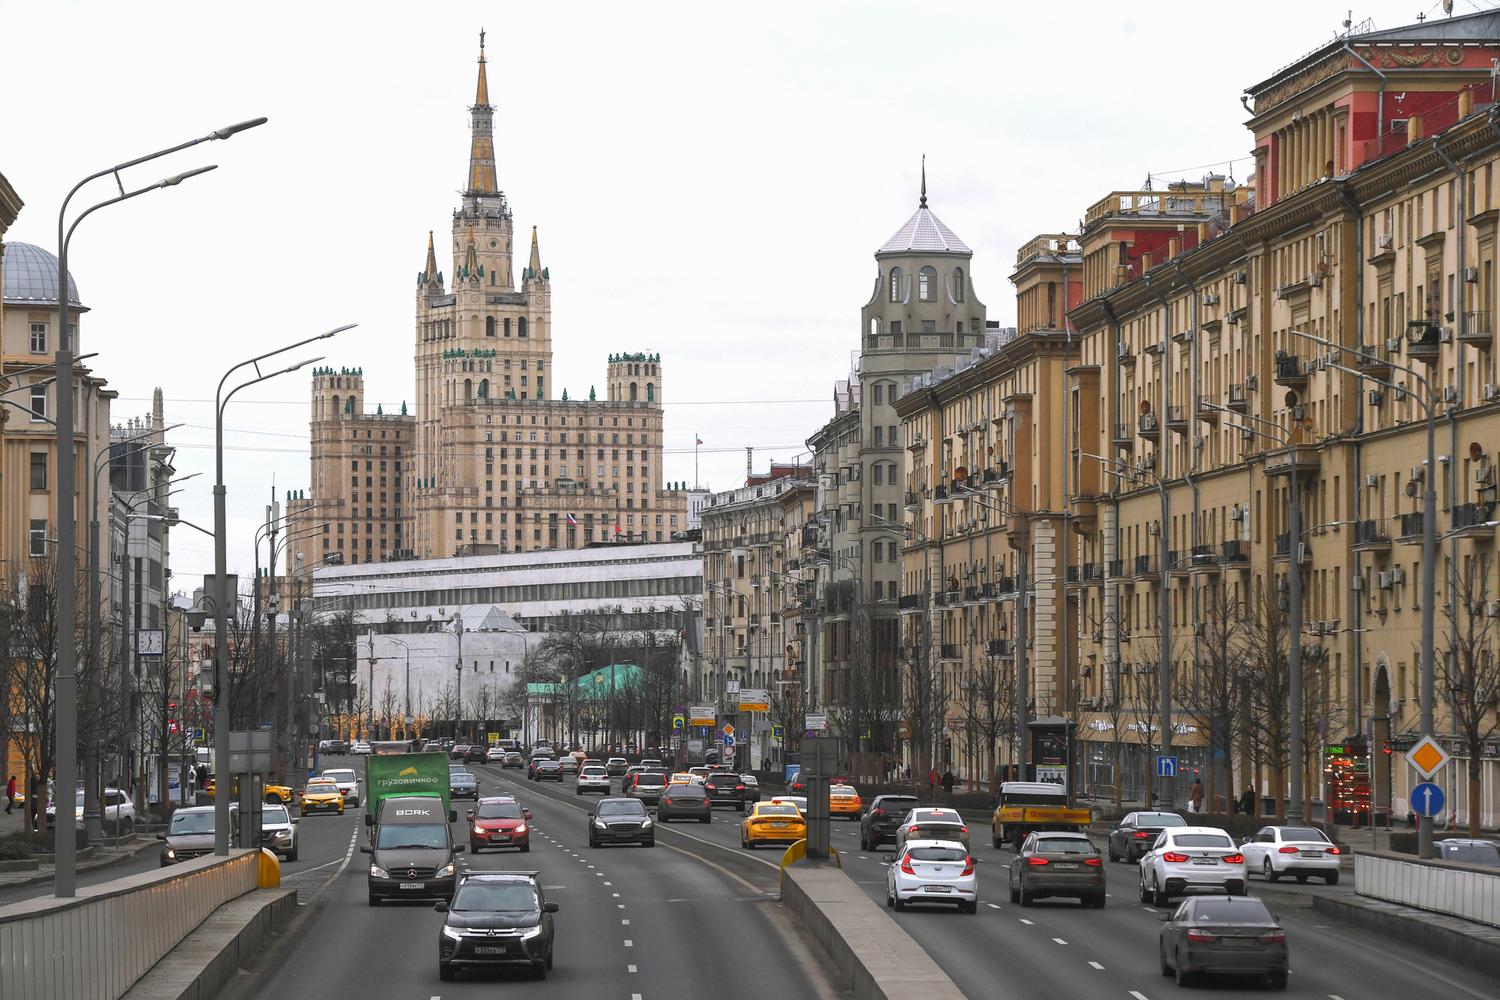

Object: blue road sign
[1411,781,1446,819]
[1156,755,1178,778]
[723,733,736,748]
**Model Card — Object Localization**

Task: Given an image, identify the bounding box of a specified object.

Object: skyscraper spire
[920,153,927,208]
[528,225,542,275]
[466,29,498,196]
[424,230,438,280]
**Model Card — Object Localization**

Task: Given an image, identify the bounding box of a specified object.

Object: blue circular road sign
[1410,780,1446,819]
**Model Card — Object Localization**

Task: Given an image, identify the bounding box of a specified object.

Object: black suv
[588,797,655,847]
[702,772,747,812]
[1106,811,1187,863]
[464,745,487,765]
[859,793,921,851]
[436,872,558,981]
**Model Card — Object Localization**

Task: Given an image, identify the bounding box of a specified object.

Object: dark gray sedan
[1008,831,1105,907]
[657,784,712,823]
[1158,895,1288,989]
[1108,811,1187,863]
[449,770,480,799]
[588,797,655,847]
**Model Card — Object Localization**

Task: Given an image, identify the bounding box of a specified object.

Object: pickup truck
[991,781,1091,851]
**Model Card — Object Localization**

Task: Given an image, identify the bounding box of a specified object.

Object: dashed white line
[1330,996,1345,1000]
[1052,937,1068,945]
[611,892,620,897]
[617,903,626,909]
[1019,918,1035,925]
[622,918,631,925]
[986,903,1002,909]
[1129,992,1151,1000]
[628,964,638,973]
[1088,961,1104,970]
[623,939,634,948]
[632,994,643,1000]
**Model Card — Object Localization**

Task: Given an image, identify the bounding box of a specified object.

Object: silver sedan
[895,806,970,849]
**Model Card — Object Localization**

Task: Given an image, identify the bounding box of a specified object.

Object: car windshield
[1034,837,1095,854]
[263,805,290,824]
[831,786,857,796]
[907,846,967,862]
[452,774,476,784]
[170,812,215,834]
[1280,827,1329,842]
[375,824,448,849]
[1190,899,1272,922]
[476,802,523,819]
[1440,841,1500,864]
[306,783,338,795]
[454,882,538,913]
[879,797,920,812]
[1138,813,1185,826]
[1174,834,1235,848]
[598,801,647,818]
[758,805,800,817]
[322,770,355,783]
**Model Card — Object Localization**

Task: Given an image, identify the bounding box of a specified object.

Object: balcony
[940,643,962,661]
[963,585,982,604]
[1196,398,1219,424]
[1139,412,1161,441]
[1353,518,1391,552]
[1165,405,1189,434]
[1356,344,1391,378]
[1459,310,1494,348]
[987,638,1014,658]
[1106,559,1124,578]
[1273,352,1308,389]
[1273,533,1310,562]
[1396,511,1425,544]
[1451,501,1497,539]
[898,593,923,612]
[1187,543,1218,573]
[978,583,996,601]
[1112,422,1135,450]
[1406,320,1442,364]
[904,490,919,511]
[1226,383,1249,413]
[1133,553,1157,578]
[934,484,949,503]
[996,576,1017,598]
[1065,565,1080,583]
[1264,444,1320,479]
[1218,539,1249,565]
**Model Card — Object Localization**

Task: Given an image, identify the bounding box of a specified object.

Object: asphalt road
[234,758,847,1000]
[489,770,1500,1000]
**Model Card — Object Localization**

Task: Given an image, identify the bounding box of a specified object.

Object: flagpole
[694,434,700,489]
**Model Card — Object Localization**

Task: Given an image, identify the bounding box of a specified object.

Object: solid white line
[1329,995,1345,1000]
[1019,918,1035,925]
[1053,937,1068,945]
[632,994,643,1000]
[1089,961,1104,970]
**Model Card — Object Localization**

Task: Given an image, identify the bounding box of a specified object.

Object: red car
[468,796,533,853]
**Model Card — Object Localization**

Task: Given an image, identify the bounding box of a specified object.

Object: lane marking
[628,964,638,973]
[1052,937,1068,945]
[624,939,634,947]
[633,995,643,1000]
[1089,961,1104,970]
[622,918,631,925]
[1129,992,1151,1000]
[986,903,1002,909]
[1019,918,1035,925]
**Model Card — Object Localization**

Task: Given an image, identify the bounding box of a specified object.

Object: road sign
[722,723,735,738]
[723,733,736,748]
[672,713,685,731]
[688,705,716,727]
[738,688,769,712]
[771,724,785,742]
[1156,755,1178,778]
[805,713,828,732]
[1406,735,1450,778]
[1411,780,1446,819]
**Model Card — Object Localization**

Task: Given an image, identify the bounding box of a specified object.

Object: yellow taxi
[300,778,344,816]
[740,801,806,849]
[829,784,862,819]
[264,783,296,805]
[668,772,696,786]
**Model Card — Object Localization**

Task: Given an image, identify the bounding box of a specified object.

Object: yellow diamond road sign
[1407,735,1450,778]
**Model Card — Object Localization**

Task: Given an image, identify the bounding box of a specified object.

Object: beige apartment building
[898,11,1500,825]
[290,37,685,572]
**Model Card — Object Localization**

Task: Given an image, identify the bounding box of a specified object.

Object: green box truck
[364,751,452,826]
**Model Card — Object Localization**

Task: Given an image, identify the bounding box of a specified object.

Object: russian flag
[567,513,578,526]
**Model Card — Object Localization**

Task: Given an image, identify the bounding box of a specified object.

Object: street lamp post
[212,325,351,855]
[53,119,264,895]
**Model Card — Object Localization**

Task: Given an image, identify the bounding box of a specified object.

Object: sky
[3,0,1477,589]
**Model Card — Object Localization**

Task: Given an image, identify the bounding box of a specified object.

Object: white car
[49,787,137,832]
[885,839,978,913]
[895,806,970,849]
[1138,826,1247,906]
[486,746,506,762]
[260,803,299,862]
[1239,825,1342,884]
[576,766,611,795]
[350,741,372,755]
[769,795,807,815]
[319,768,361,807]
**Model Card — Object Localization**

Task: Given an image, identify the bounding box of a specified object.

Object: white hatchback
[1139,826,1246,906]
[319,768,361,807]
[576,766,611,795]
[886,839,978,913]
[1239,825,1342,884]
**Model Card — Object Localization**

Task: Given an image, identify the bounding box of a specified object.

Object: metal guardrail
[0,849,259,1000]
[1355,850,1500,930]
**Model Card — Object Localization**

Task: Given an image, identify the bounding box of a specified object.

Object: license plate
[491,834,510,842]
[1300,850,1322,857]
[925,885,953,892]
[399,881,425,890]
[770,822,787,828]
[1192,857,1219,865]
[1222,938,1255,948]
[1052,862,1079,870]
[475,946,506,955]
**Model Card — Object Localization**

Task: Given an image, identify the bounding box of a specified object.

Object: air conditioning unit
[1484,384,1500,402]
[1244,374,1259,390]
[1377,233,1394,250]
[1392,566,1407,584]
[1233,270,1248,285]
[1365,474,1379,488]
[1231,503,1243,521]
[1442,385,1459,403]
[1410,466,1425,484]
[1486,601,1500,618]
[1440,327,1454,343]
[1203,291,1221,306]
[1396,385,1409,402]
[1117,342,1131,360]
[1147,521,1159,535]
[1378,571,1394,590]
[1477,460,1496,487]
[1298,542,1311,563]
[1351,575,1365,592]
[1386,337,1403,353]
[1291,405,1306,421]
[1369,390,1384,406]
[1307,272,1323,287]
[1464,266,1479,283]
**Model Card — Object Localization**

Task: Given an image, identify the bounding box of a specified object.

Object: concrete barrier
[0,849,260,1000]
[1355,849,1500,928]
[780,863,965,1000]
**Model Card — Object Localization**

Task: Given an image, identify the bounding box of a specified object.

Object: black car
[703,772,747,812]
[657,784,712,823]
[436,872,557,981]
[464,745,488,765]
[1158,895,1288,989]
[533,759,563,782]
[860,793,921,851]
[450,770,480,800]
[451,744,471,761]
[322,739,350,755]
[1108,811,1188,863]
[589,797,655,847]
[1010,831,1106,907]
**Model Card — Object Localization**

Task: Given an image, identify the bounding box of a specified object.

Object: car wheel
[1108,843,1118,863]
[1263,857,1279,882]
[521,843,530,853]
[122,818,135,835]
[1139,875,1152,904]
[893,894,906,912]
[439,962,454,982]
[1093,893,1107,909]
[886,888,894,908]
[736,803,744,813]
[1325,871,1339,885]
[1269,969,1288,990]
[644,838,655,847]
[1159,943,1173,976]
[1295,873,1308,884]
[288,846,299,862]
[699,816,710,824]
[1009,883,1020,904]
[589,835,598,848]
[546,947,554,970]
[1151,873,1170,908]
[533,962,547,980]
[963,900,977,914]
[992,833,1003,850]
[1020,885,1034,907]
[1175,957,1193,987]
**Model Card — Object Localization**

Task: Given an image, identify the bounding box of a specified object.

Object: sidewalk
[0,793,157,892]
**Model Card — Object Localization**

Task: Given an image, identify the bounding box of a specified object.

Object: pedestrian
[927,768,939,796]
[1238,785,1255,817]
[1190,778,1204,813]
[4,774,15,814]
[941,769,957,799]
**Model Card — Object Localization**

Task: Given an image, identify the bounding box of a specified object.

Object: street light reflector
[318,323,359,340]
[159,165,218,187]
[279,355,326,376]
[213,117,269,140]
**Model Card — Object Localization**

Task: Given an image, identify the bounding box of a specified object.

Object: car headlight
[641,818,653,828]
[520,925,543,939]
[594,819,607,829]
[515,823,527,834]
[441,924,464,941]
[370,864,389,878]
[436,863,456,878]
[164,848,177,860]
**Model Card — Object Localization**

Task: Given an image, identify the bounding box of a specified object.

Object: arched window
[486,316,496,337]
[504,318,512,337]
[518,317,528,338]
[889,267,903,302]
[868,316,880,342]
[464,379,473,400]
[479,379,489,398]
[952,267,965,303]
[331,395,340,418]
[919,266,937,302]
[646,383,655,402]
[629,382,639,401]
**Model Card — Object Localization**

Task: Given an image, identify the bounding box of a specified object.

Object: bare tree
[1125,629,1166,809]
[1242,578,1293,821]
[901,625,946,790]
[1175,586,1249,813]
[953,653,1016,794]
[1442,553,1500,836]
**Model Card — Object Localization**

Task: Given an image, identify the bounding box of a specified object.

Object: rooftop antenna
[1443,0,1454,16]
[920,153,928,208]
[1343,9,1352,33]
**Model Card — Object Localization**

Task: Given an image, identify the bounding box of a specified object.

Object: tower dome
[2,242,83,308]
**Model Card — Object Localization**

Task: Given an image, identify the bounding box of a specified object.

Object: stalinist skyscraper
[290,35,688,572]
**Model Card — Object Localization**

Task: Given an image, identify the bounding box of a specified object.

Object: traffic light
[1382,739,1393,756]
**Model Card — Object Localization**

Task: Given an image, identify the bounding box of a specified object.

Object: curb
[122,888,297,1000]
[0,838,157,889]
[1312,893,1500,979]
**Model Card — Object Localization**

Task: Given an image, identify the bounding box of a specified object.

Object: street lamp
[53,121,264,895]
[212,324,352,854]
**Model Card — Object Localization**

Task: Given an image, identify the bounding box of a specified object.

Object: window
[889,267,903,302]
[873,383,884,405]
[919,266,936,301]
[518,317,528,338]
[29,322,47,353]
[30,385,46,421]
[29,519,47,556]
[485,316,496,337]
[29,453,47,490]
[952,267,965,302]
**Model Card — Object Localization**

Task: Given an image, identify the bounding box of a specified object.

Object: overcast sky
[3,0,1469,588]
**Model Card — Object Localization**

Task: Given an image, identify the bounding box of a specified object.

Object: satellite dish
[1444,0,1454,15]
[1470,441,1485,461]
[1405,480,1419,498]
[1284,390,1300,407]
